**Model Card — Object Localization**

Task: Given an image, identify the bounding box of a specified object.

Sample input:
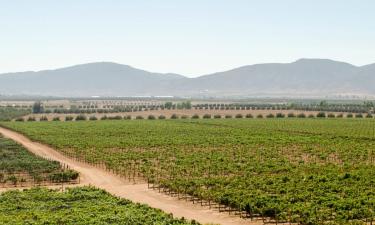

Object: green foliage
[32,101,44,114]
[316,112,326,118]
[170,114,179,119]
[191,114,199,119]
[148,115,156,120]
[65,116,74,121]
[202,114,211,119]
[235,114,243,118]
[0,107,30,121]
[75,115,87,121]
[245,114,253,118]
[0,187,196,225]
[3,119,375,223]
[0,136,77,185]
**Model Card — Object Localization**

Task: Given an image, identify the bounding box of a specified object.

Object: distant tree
[287,113,295,118]
[170,114,179,119]
[32,101,43,114]
[245,114,253,118]
[316,112,326,118]
[235,114,243,118]
[191,114,200,119]
[319,100,328,107]
[203,114,211,119]
[164,102,173,109]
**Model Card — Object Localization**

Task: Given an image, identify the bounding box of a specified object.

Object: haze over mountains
[0,59,374,98]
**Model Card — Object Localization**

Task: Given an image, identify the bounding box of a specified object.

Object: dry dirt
[0,127,263,225]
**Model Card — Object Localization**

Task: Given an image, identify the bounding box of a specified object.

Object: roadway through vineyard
[0,127,260,225]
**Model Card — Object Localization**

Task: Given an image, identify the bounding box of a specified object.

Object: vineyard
[1,119,375,224]
[0,135,79,187]
[0,186,198,225]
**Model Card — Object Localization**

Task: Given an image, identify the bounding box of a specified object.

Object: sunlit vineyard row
[0,186,198,225]
[0,135,78,187]
[2,119,375,224]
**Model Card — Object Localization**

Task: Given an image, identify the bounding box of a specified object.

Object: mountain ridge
[1,59,374,97]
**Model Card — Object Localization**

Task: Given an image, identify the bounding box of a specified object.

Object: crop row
[0,186,198,224]
[0,135,79,187]
[2,119,375,224]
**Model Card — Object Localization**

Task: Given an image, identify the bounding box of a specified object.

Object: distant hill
[0,59,374,97]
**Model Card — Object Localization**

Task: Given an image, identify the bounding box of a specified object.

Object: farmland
[0,186,198,225]
[2,118,375,224]
[0,135,78,187]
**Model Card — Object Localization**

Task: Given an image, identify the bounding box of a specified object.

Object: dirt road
[0,127,262,225]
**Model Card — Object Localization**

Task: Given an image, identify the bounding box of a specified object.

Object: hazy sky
[1,0,374,77]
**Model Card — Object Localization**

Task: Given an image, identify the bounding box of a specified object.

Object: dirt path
[0,127,262,225]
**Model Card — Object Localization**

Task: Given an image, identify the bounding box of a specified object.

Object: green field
[0,107,30,121]
[2,119,375,224]
[0,186,197,225]
[0,135,78,187]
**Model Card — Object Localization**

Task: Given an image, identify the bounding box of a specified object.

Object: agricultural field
[0,107,30,121]
[0,135,78,187]
[1,119,375,224]
[0,186,198,225]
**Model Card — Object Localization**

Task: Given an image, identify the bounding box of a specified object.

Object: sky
[0,0,374,77]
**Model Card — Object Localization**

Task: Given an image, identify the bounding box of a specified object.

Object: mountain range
[0,59,374,98]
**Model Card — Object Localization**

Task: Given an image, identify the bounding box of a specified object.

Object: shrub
[124,115,132,120]
[297,113,306,118]
[214,114,222,119]
[181,115,189,119]
[257,114,263,118]
[366,113,373,118]
[191,114,200,119]
[225,115,233,119]
[40,116,49,121]
[235,114,243,118]
[158,115,166,119]
[65,116,74,121]
[346,113,353,118]
[75,115,87,121]
[52,117,60,121]
[276,113,285,118]
[245,114,253,118]
[203,114,211,119]
[316,112,326,118]
[27,117,36,122]
[101,115,108,120]
[308,114,315,118]
[336,114,344,118]
[355,114,363,118]
[148,115,156,120]
[108,115,122,120]
[89,116,98,121]
[170,114,179,119]
[135,115,144,120]
[327,113,335,118]
[287,113,295,118]
[266,114,275,118]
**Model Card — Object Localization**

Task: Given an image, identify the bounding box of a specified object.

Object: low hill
[0,59,374,97]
